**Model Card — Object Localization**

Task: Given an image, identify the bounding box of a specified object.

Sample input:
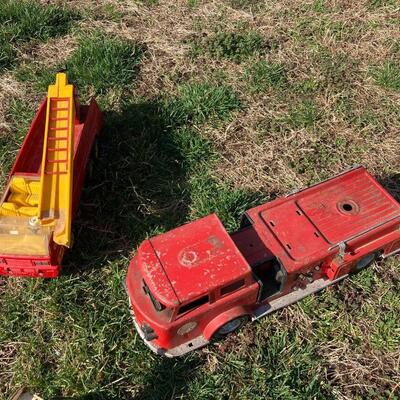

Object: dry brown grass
[19,35,78,68]
[0,74,26,187]
[1,1,399,398]
[321,342,400,396]
[203,1,400,193]
[0,74,24,137]
[48,0,398,195]
[0,342,18,394]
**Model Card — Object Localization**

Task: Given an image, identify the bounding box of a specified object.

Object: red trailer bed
[0,74,102,278]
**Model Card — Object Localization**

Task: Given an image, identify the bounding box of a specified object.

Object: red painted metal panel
[260,201,329,261]
[297,169,399,244]
[138,240,180,308]
[246,166,400,273]
[231,226,275,267]
[148,214,251,303]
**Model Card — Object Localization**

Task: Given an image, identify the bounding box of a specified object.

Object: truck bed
[245,167,400,269]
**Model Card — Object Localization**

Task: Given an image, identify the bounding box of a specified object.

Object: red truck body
[0,98,102,278]
[126,166,400,356]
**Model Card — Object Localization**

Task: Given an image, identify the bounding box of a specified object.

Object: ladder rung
[49,126,68,131]
[50,117,68,121]
[48,147,68,152]
[50,107,69,111]
[48,136,68,141]
[47,159,68,163]
[44,171,68,175]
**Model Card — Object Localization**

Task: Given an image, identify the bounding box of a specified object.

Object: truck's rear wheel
[213,316,249,339]
[352,252,379,273]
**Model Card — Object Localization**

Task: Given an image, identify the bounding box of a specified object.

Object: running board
[382,247,400,259]
[253,275,347,320]
[126,275,348,358]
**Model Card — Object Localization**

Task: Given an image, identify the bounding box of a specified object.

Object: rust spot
[208,235,223,249]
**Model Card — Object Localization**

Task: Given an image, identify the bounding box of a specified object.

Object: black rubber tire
[352,252,378,274]
[213,315,249,339]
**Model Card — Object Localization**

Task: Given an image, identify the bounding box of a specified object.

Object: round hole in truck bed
[337,199,360,215]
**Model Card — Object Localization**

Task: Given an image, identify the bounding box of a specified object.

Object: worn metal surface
[147,214,251,303]
[126,166,400,356]
[246,166,400,273]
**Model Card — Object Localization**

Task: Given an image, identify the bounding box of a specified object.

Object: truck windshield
[143,280,166,312]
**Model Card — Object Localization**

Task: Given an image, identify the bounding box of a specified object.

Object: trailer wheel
[352,252,378,273]
[213,316,249,339]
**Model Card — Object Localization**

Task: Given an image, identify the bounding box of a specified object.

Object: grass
[227,0,265,12]
[245,61,287,93]
[368,0,397,9]
[191,30,267,63]
[0,98,36,187]
[163,82,241,125]
[0,0,79,71]
[286,100,321,129]
[14,32,145,104]
[66,33,145,94]
[0,0,399,399]
[370,61,400,91]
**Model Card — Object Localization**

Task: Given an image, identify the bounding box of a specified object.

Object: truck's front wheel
[213,316,249,339]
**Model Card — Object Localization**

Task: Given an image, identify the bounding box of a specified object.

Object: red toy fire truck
[0,73,102,278]
[126,166,400,356]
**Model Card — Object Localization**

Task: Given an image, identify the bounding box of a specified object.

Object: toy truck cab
[126,166,400,356]
[126,214,261,356]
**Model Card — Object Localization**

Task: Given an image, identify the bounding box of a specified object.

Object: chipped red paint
[246,166,400,274]
[148,214,251,303]
[126,166,400,356]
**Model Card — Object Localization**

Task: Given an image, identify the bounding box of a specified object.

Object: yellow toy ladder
[38,73,75,247]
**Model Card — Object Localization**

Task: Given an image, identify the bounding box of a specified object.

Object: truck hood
[137,240,180,308]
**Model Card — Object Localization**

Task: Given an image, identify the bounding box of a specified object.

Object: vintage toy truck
[0,73,102,278]
[126,166,400,356]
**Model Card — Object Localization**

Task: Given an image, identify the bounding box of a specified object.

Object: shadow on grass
[135,355,203,400]
[377,172,400,202]
[68,355,203,400]
[63,100,192,273]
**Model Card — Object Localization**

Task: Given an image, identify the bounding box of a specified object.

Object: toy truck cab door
[169,274,259,343]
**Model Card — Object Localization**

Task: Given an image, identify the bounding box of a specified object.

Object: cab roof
[147,214,251,304]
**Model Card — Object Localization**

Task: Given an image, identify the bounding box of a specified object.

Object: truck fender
[203,306,250,340]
